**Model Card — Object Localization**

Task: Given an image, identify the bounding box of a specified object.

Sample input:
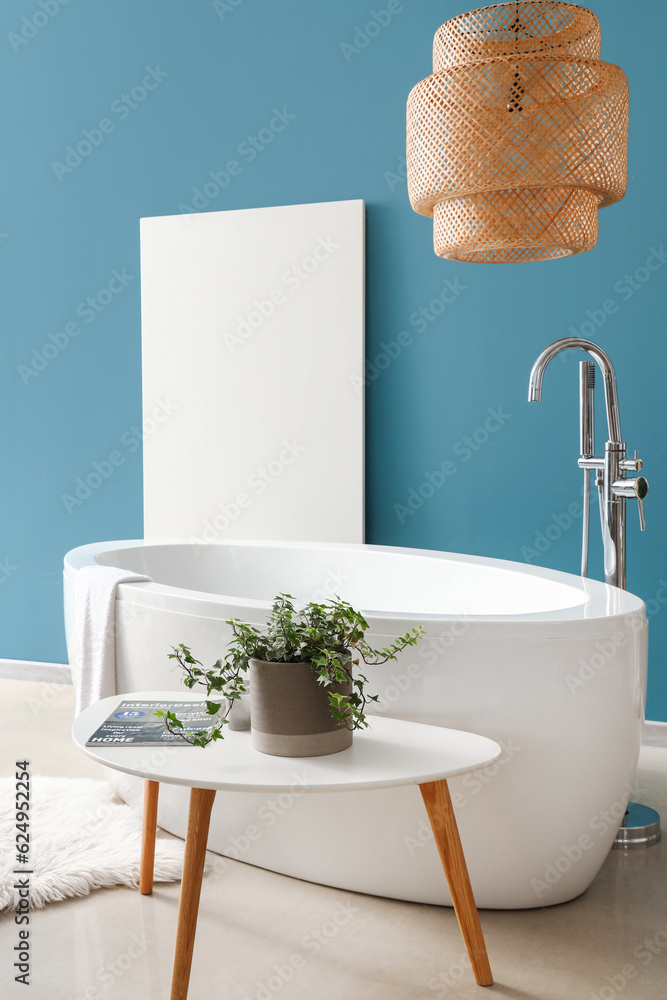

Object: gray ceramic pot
[249,658,353,757]
[226,694,251,731]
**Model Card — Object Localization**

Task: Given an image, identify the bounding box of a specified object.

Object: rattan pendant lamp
[406,1,629,262]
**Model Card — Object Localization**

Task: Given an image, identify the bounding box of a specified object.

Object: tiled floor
[1,680,666,1000]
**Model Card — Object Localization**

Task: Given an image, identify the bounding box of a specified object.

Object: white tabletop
[72,692,501,793]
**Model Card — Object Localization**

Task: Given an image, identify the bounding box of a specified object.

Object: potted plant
[157,594,424,757]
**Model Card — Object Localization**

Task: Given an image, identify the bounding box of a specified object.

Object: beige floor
[1,680,666,1000]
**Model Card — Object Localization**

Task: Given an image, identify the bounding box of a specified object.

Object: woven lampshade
[406,2,629,263]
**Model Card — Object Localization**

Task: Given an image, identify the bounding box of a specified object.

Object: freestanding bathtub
[64,539,647,909]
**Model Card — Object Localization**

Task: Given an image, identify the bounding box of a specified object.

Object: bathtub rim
[63,538,646,640]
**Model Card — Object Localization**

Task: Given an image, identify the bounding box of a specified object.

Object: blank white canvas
[140,199,364,543]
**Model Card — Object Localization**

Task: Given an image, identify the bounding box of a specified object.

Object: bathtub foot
[140,779,160,895]
[420,780,493,987]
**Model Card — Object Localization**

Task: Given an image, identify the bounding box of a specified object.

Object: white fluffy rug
[0,775,185,909]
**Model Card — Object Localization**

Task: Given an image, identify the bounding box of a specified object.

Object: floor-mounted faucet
[528,337,659,852]
[528,337,648,589]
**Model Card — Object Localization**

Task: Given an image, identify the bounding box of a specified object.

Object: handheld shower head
[580,360,595,459]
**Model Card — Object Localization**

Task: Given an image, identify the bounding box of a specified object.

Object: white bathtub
[64,539,647,909]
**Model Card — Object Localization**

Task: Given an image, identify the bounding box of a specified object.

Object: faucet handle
[638,497,647,531]
[612,476,648,531]
[620,449,643,472]
[632,452,647,529]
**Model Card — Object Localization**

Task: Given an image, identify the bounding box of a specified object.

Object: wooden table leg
[420,779,493,987]
[170,787,217,1000]
[140,779,160,895]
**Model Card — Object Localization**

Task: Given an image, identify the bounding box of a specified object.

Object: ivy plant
[156,594,424,747]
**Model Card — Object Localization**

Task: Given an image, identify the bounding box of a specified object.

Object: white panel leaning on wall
[140,199,365,544]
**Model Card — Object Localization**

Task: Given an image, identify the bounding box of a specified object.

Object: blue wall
[2,1,666,717]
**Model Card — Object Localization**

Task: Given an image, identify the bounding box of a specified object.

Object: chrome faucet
[528,337,648,589]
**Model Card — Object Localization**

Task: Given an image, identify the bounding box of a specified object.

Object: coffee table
[73,692,501,999]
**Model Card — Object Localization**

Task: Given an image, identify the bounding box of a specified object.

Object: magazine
[85,699,224,747]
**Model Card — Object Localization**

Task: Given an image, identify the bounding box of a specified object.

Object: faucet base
[612,802,661,850]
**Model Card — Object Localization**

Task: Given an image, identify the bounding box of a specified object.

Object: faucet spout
[528,337,622,443]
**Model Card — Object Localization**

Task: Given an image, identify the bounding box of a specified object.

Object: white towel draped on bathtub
[73,565,151,716]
